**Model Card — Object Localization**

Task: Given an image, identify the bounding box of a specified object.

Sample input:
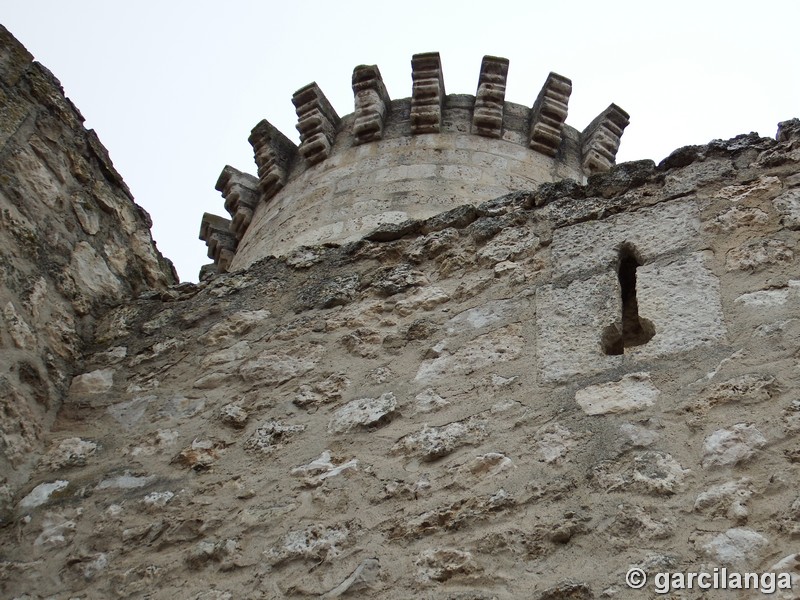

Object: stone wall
[3,120,800,598]
[0,26,177,511]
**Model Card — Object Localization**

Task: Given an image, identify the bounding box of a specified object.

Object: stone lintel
[410,52,445,135]
[581,103,630,174]
[472,55,509,138]
[352,64,391,145]
[292,82,341,165]
[529,72,572,157]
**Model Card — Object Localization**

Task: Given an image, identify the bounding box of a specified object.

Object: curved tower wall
[201,53,630,274]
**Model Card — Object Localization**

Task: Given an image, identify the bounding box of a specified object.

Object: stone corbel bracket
[352,64,391,144]
[248,119,297,203]
[215,166,260,242]
[529,72,572,156]
[199,212,237,273]
[581,104,631,174]
[472,55,509,138]
[410,52,445,134]
[293,83,341,165]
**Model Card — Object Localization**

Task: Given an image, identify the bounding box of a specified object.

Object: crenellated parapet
[199,52,631,274]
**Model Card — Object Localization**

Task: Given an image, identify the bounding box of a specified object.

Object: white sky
[3,1,799,281]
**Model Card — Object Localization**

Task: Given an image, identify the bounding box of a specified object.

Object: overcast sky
[3,1,799,281]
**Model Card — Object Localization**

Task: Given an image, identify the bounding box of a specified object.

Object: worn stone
[575,372,659,415]
[702,424,767,468]
[328,392,397,433]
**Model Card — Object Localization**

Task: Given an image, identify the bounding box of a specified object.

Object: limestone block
[69,242,124,299]
[581,103,630,173]
[700,528,769,567]
[703,206,770,233]
[219,403,248,428]
[445,299,525,334]
[3,301,35,349]
[575,372,660,415]
[714,175,782,204]
[327,392,397,433]
[415,548,479,583]
[477,227,540,265]
[69,368,114,395]
[529,72,572,156]
[592,451,689,495]
[245,420,305,454]
[410,52,445,135]
[269,523,350,564]
[773,188,800,229]
[239,344,324,385]
[725,239,793,271]
[735,280,800,307]
[248,119,297,201]
[415,324,525,383]
[550,198,701,278]
[215,166,259,241]
[19,480,69,509]
[199,309,270,346]
[536,272,620,382]
[702,424,766,468]
[34,511,76,547]
[414,388,449,413]
[392,418,487,461]
[352,65,390,144]
[535,423,578,464]
[42,438,97,470]
[472,56,509,139]
[694,478,753,522]
[293,83,340,165]
[633,252,726,357]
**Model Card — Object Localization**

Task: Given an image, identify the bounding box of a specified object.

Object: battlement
[200,52,630,274]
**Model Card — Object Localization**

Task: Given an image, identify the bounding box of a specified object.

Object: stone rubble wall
[0,26,177,510]
[3,121,800,598]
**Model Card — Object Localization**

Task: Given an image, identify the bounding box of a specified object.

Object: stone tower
[200,53,629,273]
[4,26,800,600]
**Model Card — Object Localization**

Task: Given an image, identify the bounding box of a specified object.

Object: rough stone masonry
[2,24,800,600]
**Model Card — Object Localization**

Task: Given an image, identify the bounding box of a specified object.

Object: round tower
[200,52,630,274]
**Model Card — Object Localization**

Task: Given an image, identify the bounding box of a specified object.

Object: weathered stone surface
[410,52,444,134]
[415,548,479,583]
[293,83,340,165]
[352,65,390,144]
[575,372,660,415]
[581,104,629,173]
[726,239,794,271]
[694,478,753,522]
[702,424,767,468]
[393,418,487,461]
[592,452,689,495]
[700,528,769,567]
[529,72,572,156]
[69,369,114,396]
[328,392,397,433]
[472,56,508,138]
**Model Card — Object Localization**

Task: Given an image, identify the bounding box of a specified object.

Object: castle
[2,24,800,599]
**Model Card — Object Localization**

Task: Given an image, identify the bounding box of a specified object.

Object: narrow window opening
[602,244,655,355]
